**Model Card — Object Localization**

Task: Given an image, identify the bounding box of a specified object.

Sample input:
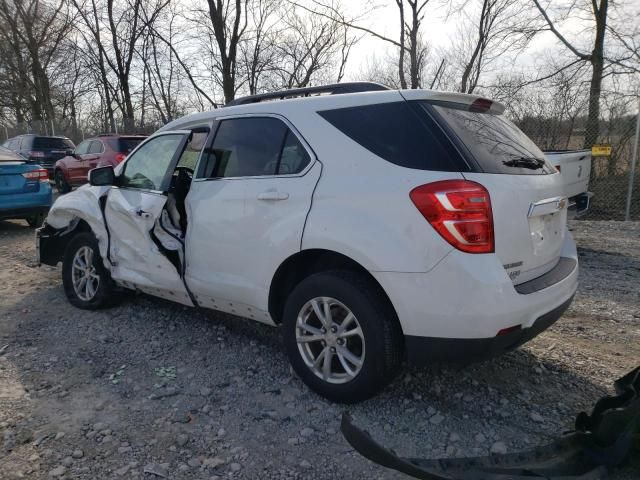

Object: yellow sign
[591,144,612,156]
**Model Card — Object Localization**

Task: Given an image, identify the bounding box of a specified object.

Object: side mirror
[89,166,115,186]
[65,148,74,156]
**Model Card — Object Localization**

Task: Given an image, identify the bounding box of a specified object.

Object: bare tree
[202,0,249,103]
[289,0,432,89]
[138,1,185,124]
[0,0,74,126]
[238,0,279,95]
[451,0,535,94]
[72,0,169,130]
[532,0,609,148]
[272,4,356,89]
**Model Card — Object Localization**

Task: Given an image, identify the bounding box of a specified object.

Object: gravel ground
[0,219,638,480]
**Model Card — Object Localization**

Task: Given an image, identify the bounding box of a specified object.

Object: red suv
[53,134,146,193]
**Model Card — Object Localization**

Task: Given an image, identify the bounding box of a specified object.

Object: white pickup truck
[545,150,593,217]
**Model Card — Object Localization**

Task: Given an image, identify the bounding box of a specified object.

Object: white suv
[37,83,578,403]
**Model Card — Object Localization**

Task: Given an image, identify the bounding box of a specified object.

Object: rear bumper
[405,294,574,365]
[0,186,52,219]
[372,230,578,364]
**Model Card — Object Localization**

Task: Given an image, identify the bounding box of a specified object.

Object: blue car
[0,146,52,227]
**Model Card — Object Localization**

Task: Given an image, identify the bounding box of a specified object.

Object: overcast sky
[333,0,586,82]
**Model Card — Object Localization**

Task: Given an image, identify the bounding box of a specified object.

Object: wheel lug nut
[321,341,326,346]
[331,326,337,333]
[330,347,336,353]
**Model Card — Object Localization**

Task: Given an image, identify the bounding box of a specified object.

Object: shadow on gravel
[1,275,619,479]
[578,246,638,262]
[6,281,609,411]
[0,218,34,232]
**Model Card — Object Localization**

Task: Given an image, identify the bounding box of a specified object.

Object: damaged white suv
[38,83,578,402]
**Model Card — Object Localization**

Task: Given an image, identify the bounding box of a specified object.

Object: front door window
[120,134,184,191]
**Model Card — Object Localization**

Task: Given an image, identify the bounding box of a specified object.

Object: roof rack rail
[225,82,390,107]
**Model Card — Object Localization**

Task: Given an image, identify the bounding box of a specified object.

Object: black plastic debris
[341,365,639,480]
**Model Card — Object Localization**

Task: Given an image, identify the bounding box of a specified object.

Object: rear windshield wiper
[502,157,546,169]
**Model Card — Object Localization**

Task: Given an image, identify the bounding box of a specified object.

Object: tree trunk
[583,0,607,149]
[395,0,407,89]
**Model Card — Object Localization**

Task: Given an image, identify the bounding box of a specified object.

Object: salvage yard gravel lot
[0,219,638,479]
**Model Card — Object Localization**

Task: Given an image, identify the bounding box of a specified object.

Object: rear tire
[26,210,46,228]
[55,169,71,194]
[282,270,403,403]
[62,232,118,309]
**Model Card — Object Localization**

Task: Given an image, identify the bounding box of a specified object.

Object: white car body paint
[185,161,322,324]
[545,150,592,199]
[44,87,579,350]
[104,187,193,306]
[46,184,112,260]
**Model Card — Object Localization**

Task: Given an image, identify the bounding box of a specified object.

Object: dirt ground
[0,219,638,480]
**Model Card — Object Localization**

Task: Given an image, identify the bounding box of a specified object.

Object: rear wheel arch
[268,249,403,332]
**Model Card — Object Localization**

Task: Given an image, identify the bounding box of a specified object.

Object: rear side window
[106,137,145,154]
[318,102,467,172]
[202,117,310,178]
[75,140,90,155]
[430,104,556,175]
[88,140,103,154]
[33,137,74,150]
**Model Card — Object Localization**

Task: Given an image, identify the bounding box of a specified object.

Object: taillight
[469,98,493,112]
[410,180,494,254]
[28,151,45,158]
[22,169,49,182]
[115,153,126,163]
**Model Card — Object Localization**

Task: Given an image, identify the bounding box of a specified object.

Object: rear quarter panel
[279,99,456,273]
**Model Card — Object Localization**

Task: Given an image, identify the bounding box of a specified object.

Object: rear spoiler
[400,89,506,115]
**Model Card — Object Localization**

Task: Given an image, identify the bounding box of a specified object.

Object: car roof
[14,134,71,140]
[0,146,24,161]
[160,86,505,131]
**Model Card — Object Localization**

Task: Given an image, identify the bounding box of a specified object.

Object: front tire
[282,270,403,403]
[62,232,118,309]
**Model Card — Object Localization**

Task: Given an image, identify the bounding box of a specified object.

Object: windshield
[429,103,556,175]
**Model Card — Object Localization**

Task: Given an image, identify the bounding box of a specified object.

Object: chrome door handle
[257,190,289,201]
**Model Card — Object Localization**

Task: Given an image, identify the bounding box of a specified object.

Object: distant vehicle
[53,134,147,193]
[0,146,52,227]
[545,150,593,218]
[38,83,579,402]
[2,134,75,178]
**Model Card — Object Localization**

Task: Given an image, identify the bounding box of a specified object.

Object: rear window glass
[33,137,74,150]
[429,104,556,175]
[107,137,145,154]
[317,102,468,172]
[0,146,23,162]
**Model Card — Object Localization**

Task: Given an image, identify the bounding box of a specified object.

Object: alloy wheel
[295,297,365,384]
[71,246,100,301]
